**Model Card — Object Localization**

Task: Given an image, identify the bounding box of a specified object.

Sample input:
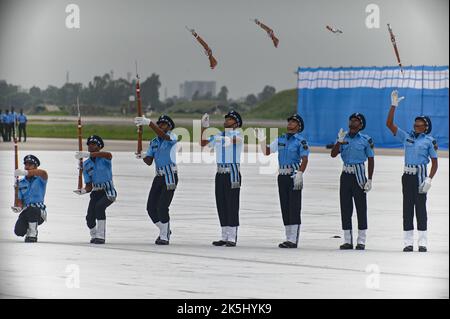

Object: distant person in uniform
[12,155,48,243]
[200,110,244,247]
[386,90,438,252]
[18,109,28,142]
[331,113,375,250]
[134,114,178,245]
[0,110,5,141]
[255,114,310,248]
[10,107,18,138]
[4,109,12,141]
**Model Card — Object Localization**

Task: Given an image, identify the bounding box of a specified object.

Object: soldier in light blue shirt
[386,90,438,252]
[256,114,310,248]
[0,110,5,141]
[18,109,27,142]
[134,114,178,245]
[200,110,243,247]
[12,155,48,243]
[74,135,117,244]
[3,109,12,141]
[331,113,375,250]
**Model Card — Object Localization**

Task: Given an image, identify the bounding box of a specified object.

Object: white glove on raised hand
[14,169,28,177]
[201,113,210,128]
[134,115,151,127]
[253,128,266,141]
[75,151,90,160]
[11,206,23,214]
[391,90,405,107]
[337,128,347,143]
[364,179,372,193]
[419,177,432,194]
[291,171,304,190]
[73,188,88,195]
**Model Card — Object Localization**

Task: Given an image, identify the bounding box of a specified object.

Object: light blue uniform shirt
[4,114,12,124]
[83,157,113,184]
[18,176,47,205]
[208,130,243,164]
[145,132,177,169]
[395,128,438,165]
[269,132,310,166]
[18,114,27,123]
[339,132,375,165]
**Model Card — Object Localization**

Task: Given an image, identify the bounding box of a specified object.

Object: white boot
[284,225,290,242]
[159,222,170,241]
[221,227,228,241]
[357,229,367,245]
[27,222,38,238]
[287,224,300,245]
[403,230,414,247]
[227,226,238,243]
[89,227,97,240]
[97,220,106,240]
[344,229,353,245]
[418,231,427,247]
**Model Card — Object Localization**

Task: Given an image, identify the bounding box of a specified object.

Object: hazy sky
[0,0,448,98]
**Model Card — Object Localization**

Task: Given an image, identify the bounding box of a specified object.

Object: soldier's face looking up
[87,143,100,152]
[224,117,237,129]
[348,118,362,132]
[158,122,170,132]
[287,120,300,133]
[414,120,427,134]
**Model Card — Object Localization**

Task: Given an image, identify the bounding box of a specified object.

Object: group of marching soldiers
[12,91,439,252]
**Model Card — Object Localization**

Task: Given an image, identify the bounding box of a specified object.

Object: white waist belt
[342,165,356,174]
[217,166,231,174]
[404,166,418,174]
[156,165,178,176]
[278,168,294,175]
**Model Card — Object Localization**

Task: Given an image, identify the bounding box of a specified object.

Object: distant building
[179,81,216,100]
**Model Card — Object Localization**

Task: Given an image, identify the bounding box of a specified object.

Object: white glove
[201,113,210,128]
[253,128,266,141]
[291,171,304,190]
[364,179,372,193]
[14,169,28,177]
[391,90,405,107]
[134,115,151,126]
[73,188,88,195]
[419,177,432,194]
[337,128,347,143]
[11,206,23,214]
[217,136,232,147]
[75,151,90,160]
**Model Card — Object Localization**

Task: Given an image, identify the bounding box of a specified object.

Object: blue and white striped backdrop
[297,66,449,149]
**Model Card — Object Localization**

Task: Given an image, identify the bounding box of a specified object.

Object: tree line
[0,74,277,113]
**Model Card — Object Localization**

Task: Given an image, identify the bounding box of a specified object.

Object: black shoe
[403,245,413,252]
[225,241,236,247]
[340,243,353,250]
[355,244,365,250]
[90,238,96,244]
[24,236,37,243]
[418,246,427,252]
[212,240,227,246]
[155,238,169,245]
[93,238,105,244]
[279,241,297,248]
